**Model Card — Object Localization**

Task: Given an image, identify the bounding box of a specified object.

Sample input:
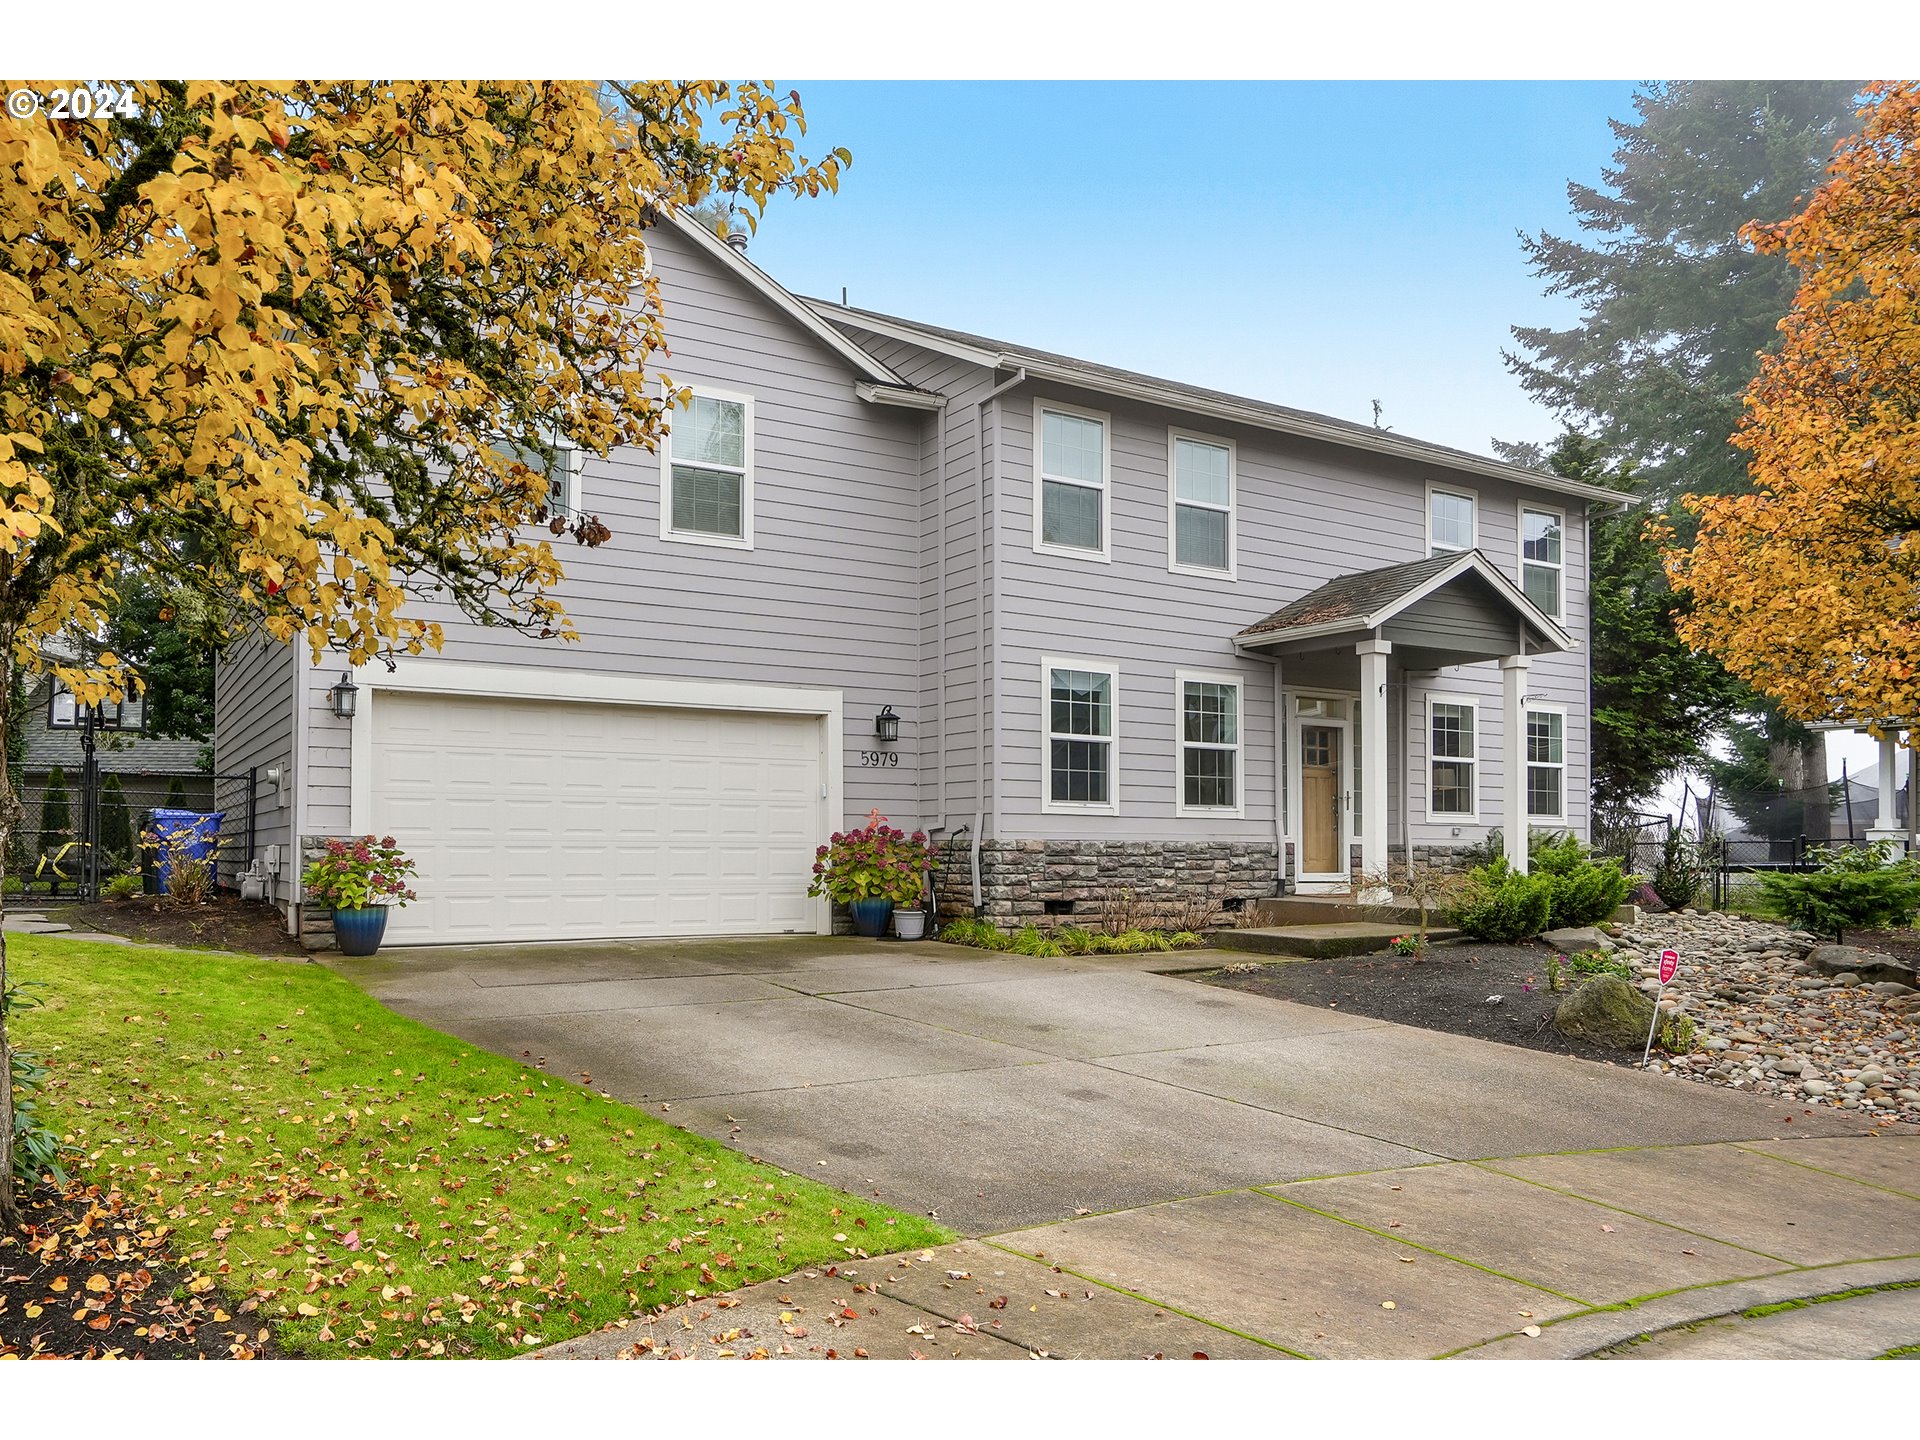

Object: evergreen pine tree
[164,776,188,810]
[39,765,72,858]
[98,773,135,867]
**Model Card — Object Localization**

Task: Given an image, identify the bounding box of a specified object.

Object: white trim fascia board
[1031,395,1113,565]
[800,302,1634,508]
[1424,691,1482,825]
[1039,654,1121,817]
[660,381,755,551]
[1425,480,1478,557]
[1517,500,1567,623]
[1524,700,1569,824]
[802,299,1003,369]
[1166,426,1238,581]
[854,380,944,411]
[1174,667,1247,819]
[666,211,905,388]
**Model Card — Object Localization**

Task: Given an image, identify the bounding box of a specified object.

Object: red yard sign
[1659,949,1679,985]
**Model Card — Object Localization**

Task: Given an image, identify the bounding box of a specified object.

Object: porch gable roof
[1234,549,1575,655]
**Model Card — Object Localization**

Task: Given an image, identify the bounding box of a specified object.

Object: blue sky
[749,81,1643,457]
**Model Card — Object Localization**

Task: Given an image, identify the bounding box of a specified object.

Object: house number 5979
[859,751,899,767]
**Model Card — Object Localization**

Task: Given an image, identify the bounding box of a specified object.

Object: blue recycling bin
[149,808,225,895]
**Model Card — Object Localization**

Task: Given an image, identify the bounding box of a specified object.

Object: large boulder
[1541,926,1616,954]
[1554,974,1660,1051]
[1806,945,1918,988]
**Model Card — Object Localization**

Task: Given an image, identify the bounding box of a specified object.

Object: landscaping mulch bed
[1204,941,1646,1066]
[1,1181,280,1360]
[1847,928,1920,969]
[48,892,306,958]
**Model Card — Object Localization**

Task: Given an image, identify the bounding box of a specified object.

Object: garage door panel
[369,692,825,945]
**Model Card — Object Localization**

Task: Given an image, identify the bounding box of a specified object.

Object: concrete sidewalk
[329,936,1920,1358]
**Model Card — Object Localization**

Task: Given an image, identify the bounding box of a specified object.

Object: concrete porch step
[1207,922,1458,960]
[1246,894,1439,928]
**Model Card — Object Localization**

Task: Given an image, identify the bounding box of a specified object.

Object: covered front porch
[1232,550,1574,891]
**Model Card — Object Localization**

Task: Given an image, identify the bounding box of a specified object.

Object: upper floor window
[496,427,579,521]
[1177,672,1242,814]
[1033,400,1110,562]
[48,678,132,731]
[1428,484,1476,556]
[1428,696,1478,819]
[1168,432,1235,577]
[1526,706,1566,820]
[1520,505,1564,618]
[1043,657,1118,812]
[663,386,754,549]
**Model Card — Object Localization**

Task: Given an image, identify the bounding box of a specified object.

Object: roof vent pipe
[724,229,749,255]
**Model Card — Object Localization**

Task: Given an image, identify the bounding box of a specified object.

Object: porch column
[1356,638,1391,884]
[1501,654,1530,874]
[1871,730,1900,838]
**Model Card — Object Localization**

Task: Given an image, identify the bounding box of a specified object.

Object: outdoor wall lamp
[873,705,900,743]
[328,672,360,720]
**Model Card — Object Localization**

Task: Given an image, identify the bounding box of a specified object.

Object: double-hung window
[1168,432,1235,576]
[1033,401,1110,561]
[1520,505,1564,618]
[1526,706,1566,820]
[664,386,753,548]
[1428,697,1478,819]
[1043,658,1118,811]
[495,426,580,521]
[1428,485,1476,556]
[1177,672,1241,814]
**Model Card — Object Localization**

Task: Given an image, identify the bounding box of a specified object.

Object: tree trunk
[1769,733,1833,844]
[0,640,20,1233]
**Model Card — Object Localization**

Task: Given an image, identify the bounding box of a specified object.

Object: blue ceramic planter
[848,897,894,938]
[333,906,391,957]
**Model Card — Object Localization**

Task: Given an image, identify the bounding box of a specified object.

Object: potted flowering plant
[807,809,938,938]
[303,834,419,956]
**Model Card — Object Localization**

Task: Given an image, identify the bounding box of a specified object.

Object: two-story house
[214,210,1622,947]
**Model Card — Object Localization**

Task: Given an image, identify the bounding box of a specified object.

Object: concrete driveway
[330,936,1920,1358]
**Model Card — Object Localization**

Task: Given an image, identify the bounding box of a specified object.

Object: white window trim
[1519,502,1566,621]
[661,382,755,551]
[1525,701,1568,823]
[1031,397,1112,564]
[1174,668,1245,818]
[1425,692,1481,824]
[1426,481,1478,557]
[1165,427,1237,580]
[1041,654,1121,815]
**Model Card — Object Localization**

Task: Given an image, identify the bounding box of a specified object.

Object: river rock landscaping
[1619,910,1920,1127]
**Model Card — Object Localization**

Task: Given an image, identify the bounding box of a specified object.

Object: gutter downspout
[971,367,1027,914]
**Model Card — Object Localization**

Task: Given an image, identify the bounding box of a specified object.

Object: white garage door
[369,691,825,945]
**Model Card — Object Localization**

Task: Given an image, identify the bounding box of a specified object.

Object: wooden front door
[1300,723,1343,876]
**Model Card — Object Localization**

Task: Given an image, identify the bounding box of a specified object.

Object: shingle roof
[808,300,1625,500]
[1237,553,1466,640]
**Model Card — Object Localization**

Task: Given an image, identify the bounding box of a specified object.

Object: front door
[1299,722,1345,880]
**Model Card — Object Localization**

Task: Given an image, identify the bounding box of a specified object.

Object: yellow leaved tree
[1664,81,1920,739]
[0,79,847,1229]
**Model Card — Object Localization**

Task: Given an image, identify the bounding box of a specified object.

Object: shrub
[1053,925,1098,955]
[807,809,937,906]
[101,871,143,901]
[1650,829,1704,910]
[1446,859,1553,942]
[1758,841,1920,942]
[4,979,68,1185]
[164,776,188,809]
[1163,931,1206,950]
[936,916,1009,951]
[301,834,419,910]
[1006,925,1064,957]
[98,772,135,865]
[1531,834,1634,928]
[39,763,72,856]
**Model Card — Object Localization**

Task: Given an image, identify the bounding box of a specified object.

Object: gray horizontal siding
[212,629,296,902]
[298,221,931,837]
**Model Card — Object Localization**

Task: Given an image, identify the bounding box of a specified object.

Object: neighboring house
[1712,774,1910,848]
[215,211,1620,947]
[19,672,213,816]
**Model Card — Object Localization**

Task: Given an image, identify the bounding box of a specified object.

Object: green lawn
[8,935,950,1358]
